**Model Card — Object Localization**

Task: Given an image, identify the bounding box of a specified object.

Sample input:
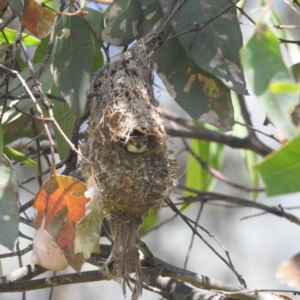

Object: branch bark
[164,110,273,156]
[0,245,293,300]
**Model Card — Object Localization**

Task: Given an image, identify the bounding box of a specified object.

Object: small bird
[125,131,149,153]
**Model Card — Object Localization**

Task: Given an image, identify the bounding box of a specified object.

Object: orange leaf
[20,0,55,39]
[33,172,89,271]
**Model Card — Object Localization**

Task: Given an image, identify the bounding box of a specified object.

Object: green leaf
[154,33,234,131]
[0,107,21,125]
[75,177,103,259]
[158,0,247,95]
[8,0,24,16]
[0,152,19,251]
[0,28,40,46]
[241,24,298,139]
[75,201,102,259]
[140,210,159,235]
[52,85,77,160]
[242,149,259,200]
[232,92,259,200]
[8,63,53,98]
[101,0,143,46]
[256,134,300,196]
[258,1,300,65]
[33,35,50,64]
[184,127,224,197]
[2,116,42,145]
[138,0,163,37]
[91,51,104,75]
[22,33,41,46]
[83,7,104,39]
[4,146,36,165]
[52,16,99,116]
[270,81,300,93]
[1,64,53,124]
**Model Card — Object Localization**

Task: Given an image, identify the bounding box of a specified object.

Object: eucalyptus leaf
[1,64,53,124]
[256,134,300,196]
[83,7,104,39]
[154,33,234,131]
[4,146,36,165]
[241,24,298,139]
[0,153,19,251]
[52,85,77,160]
[8,0,23,16]
[232,92,259,200]
[138,0,163,37]
[0,28,40,46]
[270,82,300,93]
[101,0,143,46]
[52,16,99,116]
[158,0,247,95]
[184,125,224,198]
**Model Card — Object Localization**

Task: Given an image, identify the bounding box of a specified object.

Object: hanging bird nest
[80,41,175,299]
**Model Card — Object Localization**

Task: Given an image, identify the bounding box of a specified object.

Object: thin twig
[0,13,16,32]
[19,217,36,229]
[21,160,66,184]
[0,92,66,102]
[30,108,43,187]
[237,94,277,148]
[240,22,300,29]
[164,197,247,288]
[279,38,300,45]
[234,121,277,141]
[153,0,188,37]
[231,0,256,24]
[170,0,240,49]
[183,202,204,269]
[177,185,300,226]
[19,199,34,213]
[0,245,32,259]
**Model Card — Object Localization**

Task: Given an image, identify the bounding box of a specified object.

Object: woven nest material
[80,42,175,299]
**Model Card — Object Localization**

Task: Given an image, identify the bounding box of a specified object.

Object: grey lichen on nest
[80,42,175,299]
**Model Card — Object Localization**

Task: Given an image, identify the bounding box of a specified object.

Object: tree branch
[177,186,300,226]
[0,245,295,300]
[164,110,273,156]
[143,274,233,300]
[0,264,46,284]
[0,270,108,292]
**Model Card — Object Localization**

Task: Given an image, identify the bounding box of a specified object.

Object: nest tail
[111,218,143,300]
